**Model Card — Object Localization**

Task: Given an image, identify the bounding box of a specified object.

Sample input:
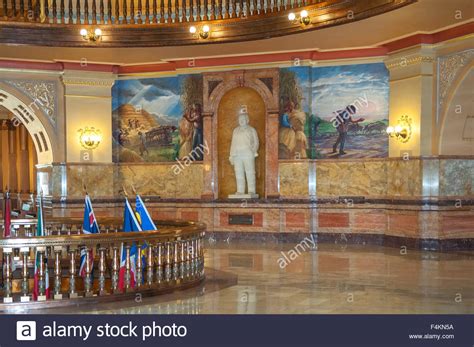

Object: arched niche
[217,87,266,198]
[202,69,280,199]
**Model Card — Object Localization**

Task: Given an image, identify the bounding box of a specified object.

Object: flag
[33,193,50,300]
[3,191,11,238]
[118,198,142,291]
[79,194,100,278]
[135,195,157,281]
[135,195,157,231]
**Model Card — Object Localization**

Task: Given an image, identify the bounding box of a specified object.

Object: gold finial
[121,185,129,198]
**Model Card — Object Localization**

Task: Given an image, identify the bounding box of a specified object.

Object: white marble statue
[229,109,259,199]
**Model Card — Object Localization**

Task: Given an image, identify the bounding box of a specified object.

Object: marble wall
[278,158,472,198]
[52,157,472,199]
[53,162,203,199]
[439,159,473,196]
[47,157,473,247]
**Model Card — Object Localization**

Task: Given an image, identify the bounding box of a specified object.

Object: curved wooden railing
[0,0,416,47]
[0,0,313,24]
[0,218,205,311]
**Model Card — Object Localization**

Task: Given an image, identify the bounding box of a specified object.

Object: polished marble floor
[74,242,474,314]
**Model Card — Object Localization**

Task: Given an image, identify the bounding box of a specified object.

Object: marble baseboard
[206,231,474,251]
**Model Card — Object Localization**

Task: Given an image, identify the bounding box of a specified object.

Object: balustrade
[0,0,312,24]
[0,218,205,310]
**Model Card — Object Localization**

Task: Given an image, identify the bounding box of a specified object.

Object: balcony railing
[0,0,312,24]
[0,218,205,312]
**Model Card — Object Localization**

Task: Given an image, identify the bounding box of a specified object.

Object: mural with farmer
[278,63,389,159]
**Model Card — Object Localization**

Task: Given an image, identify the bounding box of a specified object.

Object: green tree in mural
[279,69,303,113]
[181,75,203,108]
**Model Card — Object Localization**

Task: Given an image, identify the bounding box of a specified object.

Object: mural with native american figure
[112,74,203,162]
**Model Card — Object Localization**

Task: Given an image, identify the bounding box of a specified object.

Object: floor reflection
[74,242,474,314]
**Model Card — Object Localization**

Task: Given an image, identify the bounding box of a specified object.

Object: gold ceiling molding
[0,0,417,47]
[61,78,116,87]
[385,55,435,70]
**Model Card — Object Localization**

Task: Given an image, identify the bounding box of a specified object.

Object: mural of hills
[114,104,158,129]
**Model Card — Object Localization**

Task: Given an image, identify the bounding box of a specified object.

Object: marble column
[201,112,214,200]
[0,121,4,189]
[19,125,31,193]
[384,46,436,157]
[8,121,18,192]
[265,112,279,198]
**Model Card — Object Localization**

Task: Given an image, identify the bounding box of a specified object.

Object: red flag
[3,191,11,238]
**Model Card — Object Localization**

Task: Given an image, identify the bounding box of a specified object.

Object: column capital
[384,46,436,80]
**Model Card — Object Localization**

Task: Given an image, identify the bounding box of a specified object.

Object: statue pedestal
[228,193,259,199]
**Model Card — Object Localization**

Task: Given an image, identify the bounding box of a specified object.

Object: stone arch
[0,82,58,165]
[202,69,280,199]
[438,61,474,154]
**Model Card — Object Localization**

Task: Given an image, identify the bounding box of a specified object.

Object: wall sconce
[386,115,412,143]
[78,127,102,150]
[288,9,311,25]
[189,25,211,39]
[80,28,102,42]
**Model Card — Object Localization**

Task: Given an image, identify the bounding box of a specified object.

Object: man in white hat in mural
[229,107,259,198]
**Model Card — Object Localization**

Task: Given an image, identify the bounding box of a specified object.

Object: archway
[0,110,38,194]
[217,87,266,198]
[202,69,280,199]
[439,65,474,154]
[0,84,56,165]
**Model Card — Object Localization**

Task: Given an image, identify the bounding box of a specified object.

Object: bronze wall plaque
[229,214,253,225]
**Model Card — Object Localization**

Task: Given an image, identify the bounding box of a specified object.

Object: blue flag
[135,195,157,282]
[118,198,142,290]
[135,195,157,231]
[80,194,99,278]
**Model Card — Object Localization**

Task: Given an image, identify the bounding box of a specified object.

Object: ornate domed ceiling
[0,0,416,47]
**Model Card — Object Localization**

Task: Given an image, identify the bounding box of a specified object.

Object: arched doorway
[439,67,474,154]
[0,84,55,165]
[217,87,266,198]
[0,108,38,193]
[0,82,60,203]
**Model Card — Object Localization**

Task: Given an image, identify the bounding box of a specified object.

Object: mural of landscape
[310,63,389,159]
[113,64,388,162]
[278,63,389,159]
[278,67,312,159]
[112,74,203,162]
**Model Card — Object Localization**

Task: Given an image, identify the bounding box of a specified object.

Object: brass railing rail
[0,219,205,309]
[0,0,314,24]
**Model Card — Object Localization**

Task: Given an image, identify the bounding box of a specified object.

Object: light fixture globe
[94,28,102,36]
[189,26,197,34]
[300,10,311,25]
[288,12,296,21]
[78,127,102,150]
[199,25,210,39]
[80,28,88,36]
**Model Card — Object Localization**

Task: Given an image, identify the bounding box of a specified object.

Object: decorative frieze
[4,80,57,125]
[385,55,434,70]
[437,49,474,108]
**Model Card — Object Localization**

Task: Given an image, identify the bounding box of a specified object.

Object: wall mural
[278,63,389,159]
[112,63,388,162]
[112,74,203,162]
[311,63,389,158]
